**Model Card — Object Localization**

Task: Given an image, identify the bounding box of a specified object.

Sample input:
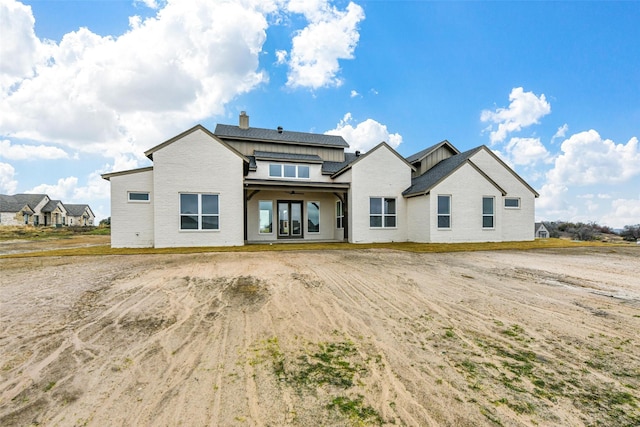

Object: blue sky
[1,0,639,227]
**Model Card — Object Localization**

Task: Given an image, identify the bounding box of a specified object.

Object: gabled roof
[65,204,94,217]
[10,193,49,208]
[403,146,506,197]
[144,124,249,162]
[102,166,154,181]
[331,142,416,178]
[253,151,323,163]
[479,146,540,198]
[214,124,349,148]
[0,195,34,213]
[405,140,459,164]
[41,199,65,213]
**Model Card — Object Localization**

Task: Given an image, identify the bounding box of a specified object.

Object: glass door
[278,201,303,238]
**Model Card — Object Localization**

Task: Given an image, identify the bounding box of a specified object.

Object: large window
[483,197,494,228]
[307,202,320,233]
[504,197,520,209]
[437,195,451,229]
[370,197,396,228]
[180,193,219,230]
[259,201,272,233]
[268,164,310,179]
[336,200,344,229]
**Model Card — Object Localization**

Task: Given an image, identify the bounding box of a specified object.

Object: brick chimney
[239,111,249,129]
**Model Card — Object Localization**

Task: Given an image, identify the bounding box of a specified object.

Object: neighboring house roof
[534,222,547,232]
[214,124,349,148]
[41,200,65,213]
[253,151,323,163]
[65,204,94,218]
[403,146,506,197]
[10,193,48,209]
[102,166,154,181]
[0,195,34,213]
[144,124,250,162]
[330,142,416,178]
[322,152,359,174]
[405,140,459,164]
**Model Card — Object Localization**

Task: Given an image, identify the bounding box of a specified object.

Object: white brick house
[102,112,538,248]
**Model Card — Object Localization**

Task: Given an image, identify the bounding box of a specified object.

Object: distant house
[65,204,96,226]
[102,112,539,248]
[535,222,549,238]
[0,194,94,227]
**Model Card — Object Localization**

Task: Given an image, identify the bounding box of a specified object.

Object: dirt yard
[1,247,639,426]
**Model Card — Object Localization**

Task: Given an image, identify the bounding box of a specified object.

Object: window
[269,164,282,177]
[307,202,320,233]
[129,192,150,202]
[483,197,494,228]
[336,200,344,229]
[437,195,451,228]
[370,197,396,228]
[268,164,310,179]
[34,215,39,226]
[504,198,520,208]
[259,201,273,233]
[180,193,219,230]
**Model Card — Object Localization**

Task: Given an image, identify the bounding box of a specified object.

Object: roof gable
[473,146,540,197]
[331,142,415,178]
[102,166,154,181]
[405,140,459,164]
[144,124,249,163]
[65,204,94,217]
[403,147,506,196]
[214,123,349,148]
[0,195,34,213]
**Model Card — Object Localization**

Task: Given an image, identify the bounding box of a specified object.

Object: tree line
[542,221,640,242]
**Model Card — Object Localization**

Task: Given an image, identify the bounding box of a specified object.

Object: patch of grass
[1,237,625,259]
[293,340,364,388]
[44,381,56,392]
[327,395,382,426]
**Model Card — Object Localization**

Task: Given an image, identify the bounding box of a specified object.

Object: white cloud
[0,162,18,193]
[28,176,79,201]
[134,0,165,10]
[0,0,276,163]
[481,87,551,144]
[601,198,640,229]
[547,131,640,186]
[325,113,402,153]
[350,89,360,98]
[0,139,69,160]
[285,1,365,89]
[275,49,287,64]
[504,137,551,166]
[552,123,568,143]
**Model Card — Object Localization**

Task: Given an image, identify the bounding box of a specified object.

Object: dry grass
[0,236,628,259]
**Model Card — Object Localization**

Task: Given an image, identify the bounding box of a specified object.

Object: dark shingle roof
[65,204,89,216]
[214,124,349,148]
[41,200,62,213]
[405,140,459,164]
[403,147,483,196]
[253,151,323,163]
[321,152,359,174]
[11,194,48,208]
[0,195,27,212]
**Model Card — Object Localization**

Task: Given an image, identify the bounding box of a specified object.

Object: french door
[278,201,303,238]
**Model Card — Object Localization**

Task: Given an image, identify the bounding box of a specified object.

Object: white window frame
[482,196,495,229]
[437,195,451,229]
[336,200,344,229]
[369,197,397,229]
[268,163,311,179]
[179,193,219,231]
[307,201,320,233]
[258,200,273,234]
[128,191,150,202]
[504,197,521,209]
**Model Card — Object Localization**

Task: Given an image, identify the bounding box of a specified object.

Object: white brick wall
[109,169,154,247]
[152,130,245,248]
[470,149,536,241]
[406,195,430,242]
[349,146,412,243]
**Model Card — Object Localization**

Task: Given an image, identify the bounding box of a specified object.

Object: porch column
[343,191,349,242]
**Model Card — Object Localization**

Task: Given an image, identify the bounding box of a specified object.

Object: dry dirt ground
[1,247,639,426]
